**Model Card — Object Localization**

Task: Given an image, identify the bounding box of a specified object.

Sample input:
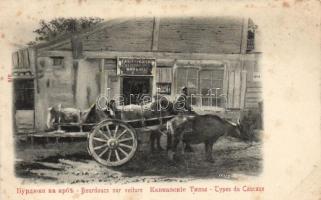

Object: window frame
[51,56,64,66]
[198,69,225,107]
[175,66,199,95]
[175,65,226,107]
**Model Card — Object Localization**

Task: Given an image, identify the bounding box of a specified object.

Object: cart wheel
[88,119,138,167]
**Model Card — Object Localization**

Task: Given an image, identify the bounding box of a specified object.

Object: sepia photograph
[13,16,263,183]
[0,1,320,200]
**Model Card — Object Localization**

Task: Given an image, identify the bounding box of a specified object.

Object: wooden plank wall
[233,64,241,108]
[34,55,74,130]
[56,19,154,52]
[244,59,262,109]
[34,56,102,129]
[240,70,247,108]
[158,18,243,54]
[75,59,100,110]
[226,61,248,109]
[12,48,33,70]
[104,59,120,101]
[51,18,243,54]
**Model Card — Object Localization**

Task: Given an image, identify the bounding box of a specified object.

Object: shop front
[103,56,229,109]
[117,58,156,105]
[13,17,262,131]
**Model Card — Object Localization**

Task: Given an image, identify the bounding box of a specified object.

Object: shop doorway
[13,79,35,133]
[122,77,151,105]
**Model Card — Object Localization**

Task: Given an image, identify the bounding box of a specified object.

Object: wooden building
[12,17,262,132]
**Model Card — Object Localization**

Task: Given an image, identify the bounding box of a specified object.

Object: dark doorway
[14,79,35,110]
[122,77,151,105]
[13,79,35,133]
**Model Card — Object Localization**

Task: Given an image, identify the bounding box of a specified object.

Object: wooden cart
[87,114,174,167]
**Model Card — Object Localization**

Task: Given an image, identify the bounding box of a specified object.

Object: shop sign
[117,57,156,76]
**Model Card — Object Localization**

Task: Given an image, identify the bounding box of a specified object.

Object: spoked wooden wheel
[88,119,138,167]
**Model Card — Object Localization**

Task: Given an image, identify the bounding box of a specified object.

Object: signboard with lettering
[117,57,156,76]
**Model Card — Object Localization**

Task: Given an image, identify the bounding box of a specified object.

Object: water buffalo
[166,114,243,162]
[47,104,81,130]
[46,103,113,131]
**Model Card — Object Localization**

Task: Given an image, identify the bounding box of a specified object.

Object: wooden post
[240,18,249,54]
[78,109,83,132]
[227,71,235,108]
[141,104,145,127]
[34,49,40,93]
[72,60,79,105]
[30,136,34,146]
[152,17,160,51]
[234,66,241,108]
[58,104,62,131]
[239,18,249,108]
[222,63,229,109]
[159,110,163,125]
[100,59,105,94]
[240,70,247,109]
[71,34,83,105]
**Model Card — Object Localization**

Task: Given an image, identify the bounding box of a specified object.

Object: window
[175,67,225,107]
[156,67,172,95]
[199,69,224,107]
[176,68,198,95]
[52,57,64,66]
[14,79,34,110]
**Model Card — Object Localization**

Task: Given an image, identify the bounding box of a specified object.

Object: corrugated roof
[42,17,244,54]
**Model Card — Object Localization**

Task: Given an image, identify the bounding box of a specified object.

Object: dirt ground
[15,135,262,184]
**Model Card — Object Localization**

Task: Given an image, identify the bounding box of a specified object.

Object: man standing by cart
[174,86,193,113]
[173,86,195,152]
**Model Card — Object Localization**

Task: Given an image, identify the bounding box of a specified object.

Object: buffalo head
[225,119,242,139]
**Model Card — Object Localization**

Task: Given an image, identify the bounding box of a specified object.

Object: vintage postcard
[0,0,320,200]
